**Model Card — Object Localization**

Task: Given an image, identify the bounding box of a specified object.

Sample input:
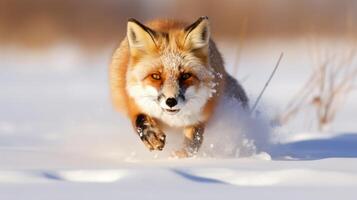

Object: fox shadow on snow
[269,133,357,160]
[172,133,357,184]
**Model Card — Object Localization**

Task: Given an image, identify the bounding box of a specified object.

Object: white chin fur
[127,84,213,127]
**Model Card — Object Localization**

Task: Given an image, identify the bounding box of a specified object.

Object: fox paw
[172,149,189,158]
[137,126,165,151]
[136,114,165,151]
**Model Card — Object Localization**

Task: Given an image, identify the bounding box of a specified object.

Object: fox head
[126,17,217,127]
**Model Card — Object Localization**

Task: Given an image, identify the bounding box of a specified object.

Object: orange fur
[109,17,248,155]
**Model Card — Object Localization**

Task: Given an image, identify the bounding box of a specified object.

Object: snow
[1,159,357,199]
[1,40,357,199]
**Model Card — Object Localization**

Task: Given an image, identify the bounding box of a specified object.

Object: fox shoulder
[109,39,130,113]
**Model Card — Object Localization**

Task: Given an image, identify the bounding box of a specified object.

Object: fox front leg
[135,114,166,151]
[175,124,204,157]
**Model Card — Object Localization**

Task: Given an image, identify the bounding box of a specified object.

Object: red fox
[110,16,248,157]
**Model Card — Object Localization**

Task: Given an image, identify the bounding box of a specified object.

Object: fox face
[125,17,217,127]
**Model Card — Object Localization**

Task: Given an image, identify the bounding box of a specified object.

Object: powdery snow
[0,42,357,199]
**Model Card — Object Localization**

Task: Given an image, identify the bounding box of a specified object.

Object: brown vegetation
[1,0,357,49]
[278,39,357,131]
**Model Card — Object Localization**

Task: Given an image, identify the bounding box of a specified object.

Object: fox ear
[127,18,157,51]
[184,16,210,50]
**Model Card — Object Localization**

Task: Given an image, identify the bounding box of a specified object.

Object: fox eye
[151,73,161,80]
[181,73,192,80]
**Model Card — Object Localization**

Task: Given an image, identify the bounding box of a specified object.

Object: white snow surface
[1,40,357,199]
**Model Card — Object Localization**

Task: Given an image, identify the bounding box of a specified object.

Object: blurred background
[1,0,357,48]
[1,0,357,163]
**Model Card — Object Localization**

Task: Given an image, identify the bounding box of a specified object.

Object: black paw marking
[136,114,166,151]
[184,126,204,155]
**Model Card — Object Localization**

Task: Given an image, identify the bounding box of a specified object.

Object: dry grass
[278,37,357,131]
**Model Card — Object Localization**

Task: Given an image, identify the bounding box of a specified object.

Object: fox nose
[166,98,177,108]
